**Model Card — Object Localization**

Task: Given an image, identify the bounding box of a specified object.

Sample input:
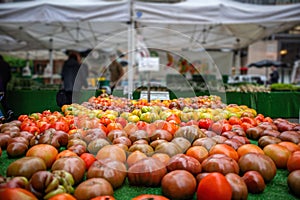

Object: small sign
[140,91,170,100]
[138,57,160,72]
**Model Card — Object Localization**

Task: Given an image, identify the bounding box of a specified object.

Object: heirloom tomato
[132,194,169,200]
[48,193,76,200]
[197,172,232,200]
[287,151,300,172]
[198,118,214,130]
[209,144,239,161]
[80,153,97,169]
[0,188,38,200]
[26,144,58,168]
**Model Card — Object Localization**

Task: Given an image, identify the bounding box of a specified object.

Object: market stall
[1,95,300,200]
[0,1,300,199]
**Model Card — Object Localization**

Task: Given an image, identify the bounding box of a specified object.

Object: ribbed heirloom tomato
[197,172,232,200]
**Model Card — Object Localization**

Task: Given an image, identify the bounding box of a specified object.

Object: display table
[0,148,296,200]
[3,90,300,118]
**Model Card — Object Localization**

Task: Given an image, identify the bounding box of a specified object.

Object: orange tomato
[26,144,58,168]
[166,114,181,125]
[96,145,126,163]
[263,144,291,169]
[106,122,123,133]
[186,146,209,163]
[56,150,78,160]
[127,151,148,167]
[151,153,170,166]
[237,144,264,158]
[209,144,239,161]
[278,142,300,153]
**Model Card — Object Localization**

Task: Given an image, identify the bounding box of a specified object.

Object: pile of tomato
[0,95,300,200]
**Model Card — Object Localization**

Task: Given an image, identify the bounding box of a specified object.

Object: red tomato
[132,194,169,200]
[197,172,232,200]
[22,125,40,134]
[98,123,109,135]
[99,117,113,126]
[241,117,257,126]
[90,196,116,200]
[240,122,254,132]
[228,116,242,125]
[263,117,273,123]
[162,121,179,135]
[42,110,52,117]
[50,121,69,132]
[0,188,38,200]
[198,118,214,130]
[255,114,265,123]
[48,193,76,200]
[136,121,148,130]
[222,123,232,133]
[18,114,29,122]
[36,121,51,133]
[210,122,223,134]
[20,120,35,130]
[287,151,300,172]
[80,153,97,169]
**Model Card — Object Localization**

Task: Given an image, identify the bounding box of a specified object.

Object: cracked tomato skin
[197,172,232,200]
[0,188,38,200]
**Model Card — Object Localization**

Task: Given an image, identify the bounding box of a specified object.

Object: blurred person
[0,55,15,122]
[78,54,89,89]
[291,55,300,84]
[269,65,279,84]
[107,53,124,93]
[61,52,87,105]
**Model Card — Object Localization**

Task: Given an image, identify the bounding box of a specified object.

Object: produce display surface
[5,89,300,118]
[0,94,300,200]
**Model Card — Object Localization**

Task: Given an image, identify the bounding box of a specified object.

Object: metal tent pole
[49,38,54,84]
[127,0,135,99]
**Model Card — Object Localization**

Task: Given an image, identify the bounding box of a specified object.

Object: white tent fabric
[0,0,130,54]
[134,0,300,50]
[1,0,300,53]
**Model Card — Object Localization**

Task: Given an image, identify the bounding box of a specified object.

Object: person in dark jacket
[0,55,15,122]
[269,65,279,84]
[61,52,87,105]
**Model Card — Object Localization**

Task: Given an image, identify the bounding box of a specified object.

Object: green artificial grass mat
[1,150,299,200]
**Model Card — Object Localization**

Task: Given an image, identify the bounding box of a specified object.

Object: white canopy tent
[0,0,130,59]
[0,0,300,97]
[133,0,300,50]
